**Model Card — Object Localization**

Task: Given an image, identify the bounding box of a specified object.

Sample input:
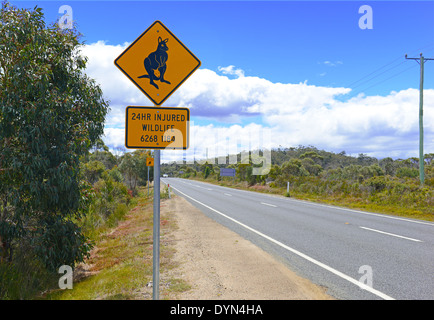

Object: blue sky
[10,1,434,160]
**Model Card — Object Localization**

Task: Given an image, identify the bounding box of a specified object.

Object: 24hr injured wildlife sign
[114,20,201,106]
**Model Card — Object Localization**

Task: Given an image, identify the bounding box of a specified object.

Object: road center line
[171,185,395,300]
[260,202,277,208]
[359,226,422,242]
[224,193,232,197]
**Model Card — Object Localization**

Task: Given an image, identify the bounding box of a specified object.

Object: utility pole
[405,53,434,185]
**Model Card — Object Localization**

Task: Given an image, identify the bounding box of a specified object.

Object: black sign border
[125,106,190,150]
[114,20,201,106]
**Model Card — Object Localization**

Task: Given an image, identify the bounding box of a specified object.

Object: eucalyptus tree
[0,2,109,270]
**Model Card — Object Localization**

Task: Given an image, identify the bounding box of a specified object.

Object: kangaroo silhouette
[138,37,171,89]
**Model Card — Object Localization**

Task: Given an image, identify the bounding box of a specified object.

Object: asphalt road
[162,178,434,300]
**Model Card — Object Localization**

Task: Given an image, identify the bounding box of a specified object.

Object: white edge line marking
[359,226,422,242]
[175,179,433,227]
[224,193,232,196]
[261,202,277,208]
[171,185,395,300]
[299,201,434,226]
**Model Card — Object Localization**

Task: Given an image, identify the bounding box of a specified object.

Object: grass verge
[42,187,190,300]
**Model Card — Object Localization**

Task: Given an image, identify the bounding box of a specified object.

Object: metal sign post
[115,20,200,301]
[152,149,160,300]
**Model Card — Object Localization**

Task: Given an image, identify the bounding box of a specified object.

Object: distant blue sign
[220,168,236,177]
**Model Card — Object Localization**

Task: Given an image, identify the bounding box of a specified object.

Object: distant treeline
[161,146,434,218]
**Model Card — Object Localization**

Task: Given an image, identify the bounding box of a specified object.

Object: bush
[396,167,419,178]
[204,166,211,179]
[364,176,388,193]
[0,247,57,299]
[32,218,92,272]
[92,177,130,218]
[77,162,132,239]
[106,203,129,228]
[81,160,106,184]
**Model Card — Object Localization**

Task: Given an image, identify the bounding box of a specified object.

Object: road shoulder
[163,194,334,300]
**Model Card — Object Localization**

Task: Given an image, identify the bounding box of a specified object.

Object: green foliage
[0,2,109,296]
[199,162,213,179]
[379,157,395,175]
[245,166,255,186]
[92,175,130,218]
[237,163,249,181]
[81,160,106,184]
[269,149,432,216]
[32,217,93,272]
[301,157,323,176]
[118,150,152,193]
[0,3,159,299]
[0,249,57,299]
[107,165,123,183]
[396,167,419,178]
[167,146,433,218]
[106,203,129,228]
[88,149,117,170]
[277,159,309,185]
[204,166,211,179]
[77,144,137,240]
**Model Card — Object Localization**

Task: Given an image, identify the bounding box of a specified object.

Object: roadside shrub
[106,203,129,228]
[204,166,211,179]
[364,176,388,193]
[81,160,106,184]
[92,177,130,218]
[0,247,57,299]
[396,167,419,178]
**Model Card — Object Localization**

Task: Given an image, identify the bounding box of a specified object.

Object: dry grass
[43,188,189,300]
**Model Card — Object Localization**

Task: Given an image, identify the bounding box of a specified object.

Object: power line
[345,43,434,92]
[351,64,418,96]
[346,56,403,88]
[351,60,406,91]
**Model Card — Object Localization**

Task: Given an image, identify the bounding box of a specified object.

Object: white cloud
[79,41,148,106]
[217,65,245,78]
[321,60,343,67]
[81,42,434,160]
[168,69,272,120]
[103,127,125,149]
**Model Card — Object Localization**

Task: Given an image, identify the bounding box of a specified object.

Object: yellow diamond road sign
[146,157,154,167]
[125,106,189,150]
[114,20,201,106]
